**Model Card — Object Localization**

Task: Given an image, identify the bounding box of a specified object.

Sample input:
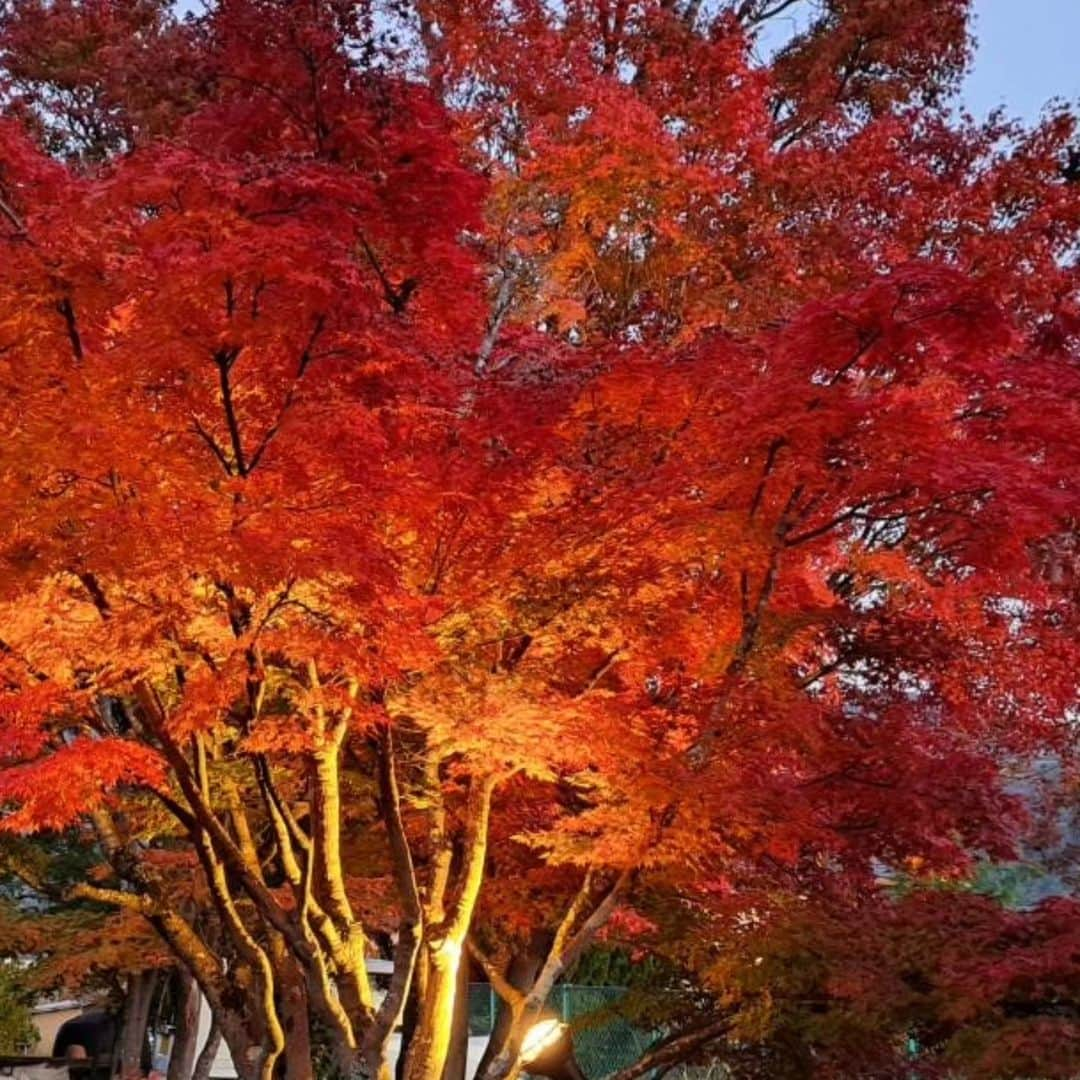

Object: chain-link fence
[553,985,654,1076]
[466,984,727,1079]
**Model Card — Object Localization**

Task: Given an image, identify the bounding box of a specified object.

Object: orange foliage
[0,2,1076,1077]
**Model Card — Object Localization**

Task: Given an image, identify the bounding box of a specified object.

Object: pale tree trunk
[167,968,200,1080]
[441,948,472,1080]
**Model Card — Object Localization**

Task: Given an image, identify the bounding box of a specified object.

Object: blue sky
[965,0,1080,120]
[754,0,1079,123]
[172,0,1079,124]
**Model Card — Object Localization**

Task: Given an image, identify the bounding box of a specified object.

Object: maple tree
[586,885,1080,1080]
[0,1,1077,1079]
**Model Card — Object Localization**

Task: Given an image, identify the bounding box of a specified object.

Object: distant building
[29,999,93,1059]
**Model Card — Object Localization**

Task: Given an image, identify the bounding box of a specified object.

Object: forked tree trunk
[476,872,629,1080]
[213,1002,271,1080]
[400,774,496,1080]
[474,936,548,1077]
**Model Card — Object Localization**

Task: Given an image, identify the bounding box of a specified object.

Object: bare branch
[531,870,631,1006]
[476,264,518,373]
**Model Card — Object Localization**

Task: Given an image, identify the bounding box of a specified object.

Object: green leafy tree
[0,962,38,1055]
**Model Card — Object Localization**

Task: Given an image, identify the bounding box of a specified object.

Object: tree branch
[357,232,418,315]
[56,297,84,363]
[366,726,425,1061]
[132,681,317,966]
[247,314,326,472]
[445,773,497,943]
[213,346,247,475]
[465,939,524,1009]
[0,189,27,236]
[190,413,234,476]
[602,1015,731,1080]
[531,870,631,1007]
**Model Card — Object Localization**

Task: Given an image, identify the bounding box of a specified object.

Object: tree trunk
[219,1034,265,1080]
[396,953,428,1080]
[404,774,495,1080]
[113,969,159,1079]
[214,1004,268,1080]
[441,947,472,1080]
[474,936,548,1077]
[403,940,465,1080]
[475,1019,526,1080]
[167,968,200,1080]
[191,1020,221,1080]
[279,955,314,1080]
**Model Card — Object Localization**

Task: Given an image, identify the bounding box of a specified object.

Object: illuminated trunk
[309,724,374,1019]
[474,937,547,1078]
[442,946,472,1080]
[401,774,495,1080]
[403,939,466,1080]
[475,872,629,1080]
[475,1026,527,1080]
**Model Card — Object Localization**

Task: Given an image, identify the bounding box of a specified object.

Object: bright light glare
[520,1018,565,1063]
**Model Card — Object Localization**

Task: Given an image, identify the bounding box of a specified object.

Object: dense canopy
[0,2,1077,1078]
